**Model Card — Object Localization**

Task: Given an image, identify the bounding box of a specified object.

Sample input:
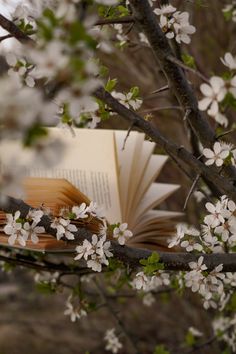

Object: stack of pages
[0,128,180,251]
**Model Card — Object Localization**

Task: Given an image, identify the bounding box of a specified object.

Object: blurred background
[0,0,235,353]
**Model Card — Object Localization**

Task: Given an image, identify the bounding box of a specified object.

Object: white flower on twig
[198,76,226,116]
[111,91,142,111]
[203,142,230,167]
[23,222,45,244]
[104,328,122,354]
[74,234,113,272]
[51,217,77,240]
[221,52,236,70]
[72,203,89,219]
[3,211,27,247]
[113,223,133,245]
[64,295,87,322]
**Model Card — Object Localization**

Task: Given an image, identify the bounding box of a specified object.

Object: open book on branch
[0,128,180,252]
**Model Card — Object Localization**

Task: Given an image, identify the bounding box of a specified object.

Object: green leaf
[221,92,236,110]
[226,292,236,311]
[2,262,15,273]
[117,5,130,17]
[105,78,117,92]
[223,10,234,21]
[130,86,140,98]
[181,53,196,69]
[140,252,164,275]
[23,124,48,147]
[69,22,96,49]
[184,332,196,347]
[35,282,56,295]
[153,344,170,354]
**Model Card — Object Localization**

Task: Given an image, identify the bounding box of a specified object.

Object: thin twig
[216,128,236,139]
[150,84,169,95]
[0,34,12,42]
[122,123,135,150]
[94,87,236,201]
[95,16,135,26]
[183,174,201,210]
[185,335,217,353]
[167,55,209,82]
[140,106,182,114]
[94,278,141,354]
[0,13,34,44]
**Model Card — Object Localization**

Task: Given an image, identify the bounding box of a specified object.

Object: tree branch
[128,0,213,148]
[0,13,34,44]
[95,16,134,26]
[94,87,236,201]
[3,196,236,272]
[128,0,236,185]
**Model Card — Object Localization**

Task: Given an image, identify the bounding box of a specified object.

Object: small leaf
[185,331,196,347]
[153,344,170,354]
[105,78,117,92]
[181,53,196,69]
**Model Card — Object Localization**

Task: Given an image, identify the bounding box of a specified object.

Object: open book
[0,128,180,252]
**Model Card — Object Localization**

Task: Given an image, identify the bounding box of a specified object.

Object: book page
[133,209,182,234]
[114,131,140,220]
[0,128,122,223]
[129,183,179,227]
[128,155,168,221]
[125,139,155,221]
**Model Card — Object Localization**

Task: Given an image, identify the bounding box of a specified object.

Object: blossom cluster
[169,196,236,254]
[3,209,45,246]
[131,270,170,307]
[74,234,113,272]
[222,1,236,22]
[198,53,236,127]
[104,328,123,354]
[154,4,196,44]
[168,196,236,309]
[64,295,87,322]
[50,201,104,241]
[213,313,236,352]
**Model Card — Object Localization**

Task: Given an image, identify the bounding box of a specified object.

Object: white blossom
[172,11,196,44]
[29,41,69,80]
[180,239,203,252]
[203,142,230,167]
[156,8,195,44]
[168,223,186,247]
[74,234,113,272]
[113,24,128,46]
[26,209,44,224]
[104,328,122,354]
[154,5,176,16]
[64,295,87,322]
[34,271,59,284]
[168,224,200,249]
[86,201,105,218]
[188,327,203,337]
[72,203,89,219]
[189,256,207,272]
[131,271,150,291]
[113,223,133,245]
[23,221,45,244]
[221,52,236,70]
[3,211,28,247]
[51,217,77,240]
[198,76,226,116]
[111,91,142,111]
[142,292,155,307]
